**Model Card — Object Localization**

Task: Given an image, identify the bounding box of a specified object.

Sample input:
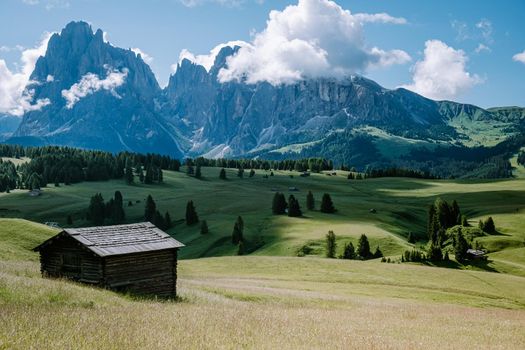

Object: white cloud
[46,74,54,82]
[175,40,249,72]
[61,67,128,109]
[131,48,153,65]
[474,43,491,54]
[353,13,407,25]
[202,0,411,85]
[513,50,525,64]
[0,32,53,116]
[401,40,482,101]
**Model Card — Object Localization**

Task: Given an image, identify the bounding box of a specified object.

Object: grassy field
[1,167,525,348]
[1,219,524,349]
[1,166,524,272]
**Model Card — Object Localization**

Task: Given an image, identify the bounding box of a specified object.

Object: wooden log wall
[39,235,102,283]
[103,249,178,298]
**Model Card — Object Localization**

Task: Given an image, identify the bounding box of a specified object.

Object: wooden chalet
[33,222,184,298]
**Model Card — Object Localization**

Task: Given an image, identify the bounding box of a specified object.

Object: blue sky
[0,0,524,108]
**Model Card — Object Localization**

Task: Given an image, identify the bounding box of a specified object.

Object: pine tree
[111,190,125,223]
[461,215,469,227]
[287,195,302,217]
[357,234,371,259]
[407,232,416,244]
[185,200,199,225]
[306,191,315,210]
[145,164,154,184]
[373,246,383,258]
[237,167,244,178]
[231,216,244,244]
[454,229,470,262]
[87,193,105,225]
[428,242,443,262]
[200,220,209,234]
[144,195,156,222]
[342,242,356,259]
[249,169,255,177]
[272,192,287,215]
[483,217,496,234]
[154,210,165,229]
[187,165,194,176]
[138,166,145,183]
[320,193,335,213]
[164,212,172,229]
[326,230,337,258]
[195,165,202,179]
[219,168,227,180]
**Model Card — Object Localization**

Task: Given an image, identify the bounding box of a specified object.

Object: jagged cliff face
[9,21,524,160]
[12,21,183,157]
[162,47,457,157]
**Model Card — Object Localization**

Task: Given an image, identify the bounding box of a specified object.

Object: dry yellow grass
[1,256,525,349]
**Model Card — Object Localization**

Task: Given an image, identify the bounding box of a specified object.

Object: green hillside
[1,218,524,349]
[1,167,524,276]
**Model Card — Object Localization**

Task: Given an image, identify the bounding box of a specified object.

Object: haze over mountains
[5,21,525,168]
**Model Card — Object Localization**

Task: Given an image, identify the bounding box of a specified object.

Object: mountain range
[5,21,525,172]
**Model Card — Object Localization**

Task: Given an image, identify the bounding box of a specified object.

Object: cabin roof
[33,222,184,257]
[466,249,486,256]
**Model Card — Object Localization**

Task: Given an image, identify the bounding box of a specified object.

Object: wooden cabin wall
[103,249,177,298]
[39,235,102,283]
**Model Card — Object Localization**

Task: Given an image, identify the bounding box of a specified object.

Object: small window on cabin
[61,253,81,274]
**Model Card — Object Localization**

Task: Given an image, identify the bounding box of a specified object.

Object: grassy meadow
[1,219,525,349]
[1,167,525,348]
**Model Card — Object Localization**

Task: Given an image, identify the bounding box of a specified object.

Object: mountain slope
[163,47,523,160]
[6,22,525,168]
[10,21,183,157]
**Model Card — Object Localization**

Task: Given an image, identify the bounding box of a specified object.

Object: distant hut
[466,249,487,260]
[33,222,184,298]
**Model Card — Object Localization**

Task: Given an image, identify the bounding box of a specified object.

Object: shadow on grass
[423,259,500,274]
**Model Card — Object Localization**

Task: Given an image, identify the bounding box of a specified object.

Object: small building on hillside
[466,249,487,260]
[33,222,184,298]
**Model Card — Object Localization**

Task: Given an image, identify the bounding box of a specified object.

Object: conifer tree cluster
[144,194,173,230]
[287,195,302,217]
[426,198,462,262]
[219,168,227,179]
[86,191,126,226]
[0,159,17,193]
[478,217,496,233]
